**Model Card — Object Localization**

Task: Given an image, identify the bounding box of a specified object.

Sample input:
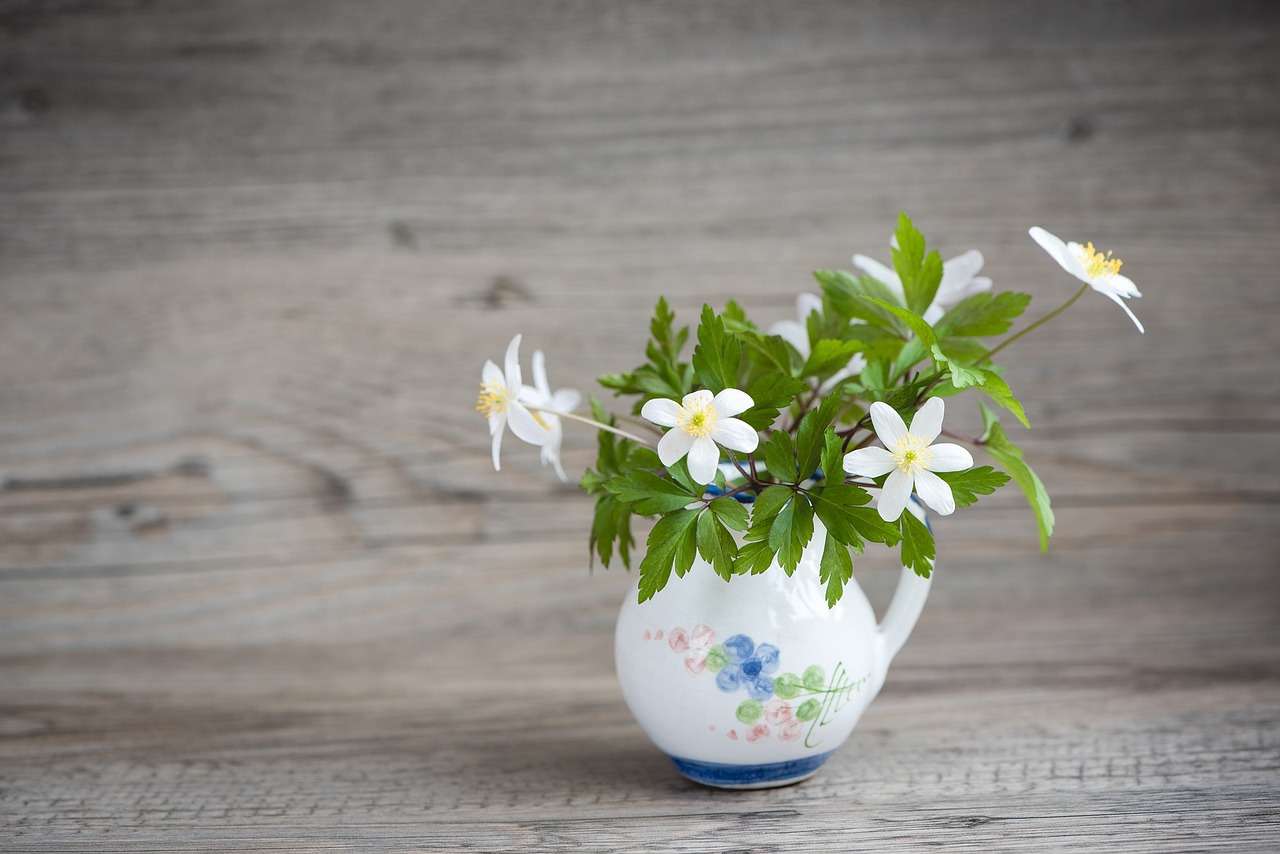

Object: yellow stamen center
[679,398,719,438]
[476,381,509,419]
[892,433,933,476]
[1075,241,1124,280]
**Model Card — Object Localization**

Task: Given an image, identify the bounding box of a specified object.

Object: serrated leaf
[737,330,797,375]
[848,506,903,547]
[603,470,698,515]
[696,509,737,580]
[819,532,854,608]
[801,339,864,380]
[932,348,1030,428]
[768,494,814,575]
[820,429,845,485]
[764,430,798,484]
[638,509,700,602]
[733,537,778,576]
[899,508,935,578]
[863,296,939,350]
[709,495,750,531]
[752,484,793,521]
[795,393,843,481]
[740,371,808,431]
[980,404,1054,551]
[935,466,1011,509]
[691,304,742,394]
[891,213,944,317]
[814,269,908,334]
[936,291,1032,338]
[809,483,873,546]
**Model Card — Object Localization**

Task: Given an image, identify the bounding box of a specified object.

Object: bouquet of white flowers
[478,214,1143,606]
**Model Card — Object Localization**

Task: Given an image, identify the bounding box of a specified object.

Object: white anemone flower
[476,334,551,471]
[1028,226,1144,333]
[518,349,582,482]
[641,388,760,485]
[768,293,866,391]
[853,247,993,325]
[842,398,974,522]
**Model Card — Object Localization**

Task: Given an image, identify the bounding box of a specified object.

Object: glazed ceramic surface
[615,505,931,789]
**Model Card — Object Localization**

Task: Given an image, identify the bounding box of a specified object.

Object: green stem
[529,406,653,446]
[985,283,1089,360]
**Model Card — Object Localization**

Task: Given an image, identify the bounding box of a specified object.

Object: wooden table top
[2,2,1277,851]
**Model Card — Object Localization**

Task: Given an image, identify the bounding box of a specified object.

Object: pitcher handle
[876,497,933,664]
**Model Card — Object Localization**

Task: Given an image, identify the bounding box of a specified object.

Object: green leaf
[848,506,903,547]
[638,508,700,602]
[764,430,798,484]
[795,393,843,481]
[588,494,634,569]
[814,269,908,334]
[820,429,846,485]
[740,372,807,431]
[935,465,1011,509]
[708,495,750,531]
[980,403,1054,550]
[931,347,1030,428]
[891,213,944,317]
[819,533,854,608]
[809,483,873,546]
[750,484,794,525]
[603,470,698,515]
[697,509,738,580]
[936,291,1032,338]
[737,330,797,375]
[691,304,742,394]
[801,339,863,381]
[733,537,778,576]
[862,296,938,350]
[899,508,935,578]
[768,494,814,575]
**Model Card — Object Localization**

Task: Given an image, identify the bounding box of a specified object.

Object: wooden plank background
[2,1,1278,850]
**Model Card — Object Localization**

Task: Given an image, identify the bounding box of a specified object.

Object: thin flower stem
[529,406,653,446]
[985,283,1089,360]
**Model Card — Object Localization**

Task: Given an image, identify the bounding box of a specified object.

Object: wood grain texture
[2,1,1278,850]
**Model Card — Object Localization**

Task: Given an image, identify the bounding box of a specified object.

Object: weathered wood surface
[2,1,1278,850]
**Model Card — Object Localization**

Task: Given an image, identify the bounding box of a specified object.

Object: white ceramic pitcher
[615,500,931,788]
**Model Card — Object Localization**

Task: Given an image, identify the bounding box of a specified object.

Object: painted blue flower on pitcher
[712,634,781,701]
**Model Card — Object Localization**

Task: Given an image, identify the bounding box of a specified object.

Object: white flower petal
[550,388,581,413]
[709,417,759,454]
[1101,289,1145,333]
[913,469,956,516]
[869,401,907,446]
[503,334,523,390]
[909,397,945,443]
[1028,227,1075,275]
[796,292,823,319]
[939,249,985,298]
[531,349,550,398]
[842,446,897,478]
[769,319,809,356]
[658,428,695,467]
[926,443,974,473]
[1108,273,1141,298]
[877,470,914,522]
[488,408,505,437]
[490,418,506,470]
[641,397,683,427]
[686,436,721,485]
[507,403,551,446]
[712,388,754,418]
[481,360,503,387]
